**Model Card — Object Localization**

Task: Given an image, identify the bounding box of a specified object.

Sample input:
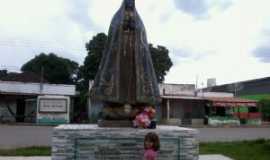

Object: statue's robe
[90,0,160,106]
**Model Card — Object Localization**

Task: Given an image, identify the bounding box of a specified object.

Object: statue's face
[125,0,135,10]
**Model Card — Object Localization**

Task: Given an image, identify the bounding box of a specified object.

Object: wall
[159,83,195,96]
[208,116,240,126]
[161,99,205,119]
[0,101,16,122]
[37,96,70,125]
[52,125,199,160]
[161,99,205,125]
[0,81,75,96]
[197,92,233,98]
[24,99,37,123]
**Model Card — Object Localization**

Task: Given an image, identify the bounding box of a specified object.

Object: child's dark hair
[144,132,160,151]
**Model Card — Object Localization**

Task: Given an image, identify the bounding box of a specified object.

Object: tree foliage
[259,98,270,120]
[79,33,173,87]
[21,53,78,84]
[79,33,107,83]
[149,44,173,82]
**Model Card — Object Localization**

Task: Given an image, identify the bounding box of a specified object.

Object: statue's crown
[124,0,135,9]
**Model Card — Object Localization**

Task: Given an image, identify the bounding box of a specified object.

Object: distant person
[144,132,160,160]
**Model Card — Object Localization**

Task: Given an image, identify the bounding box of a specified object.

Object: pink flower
[133,112,151,128]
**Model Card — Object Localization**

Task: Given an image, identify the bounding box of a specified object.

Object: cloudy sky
[1,0,270,87]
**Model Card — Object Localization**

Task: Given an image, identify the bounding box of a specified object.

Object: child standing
[144,132,160,160]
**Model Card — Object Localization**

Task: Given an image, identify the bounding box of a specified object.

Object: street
[198,127,270,142]
[0,125,270,148]
[0,125,52,149]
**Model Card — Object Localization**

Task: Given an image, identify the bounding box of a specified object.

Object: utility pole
[201,82,204,97]
[195,75,199,96]
[195,75,198,90]
[40,66,44,94]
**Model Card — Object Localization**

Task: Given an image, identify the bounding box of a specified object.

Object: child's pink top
[144,149,157,160]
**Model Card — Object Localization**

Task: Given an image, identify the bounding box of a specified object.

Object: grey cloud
[0,37,85,72]
[174,0,208,18]
[173,0,233,18]
[159,12,173,23]
[217,1,233,10]
[253,46,270,63]
[67,0,98,31]
[172,48,193,58]
[171,48,208,64]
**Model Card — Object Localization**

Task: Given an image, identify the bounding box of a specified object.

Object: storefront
[205,97,260,126]
[0,81,75,124]
[160,96,205,125]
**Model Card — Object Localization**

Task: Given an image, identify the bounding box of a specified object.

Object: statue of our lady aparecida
[90,0,160,122]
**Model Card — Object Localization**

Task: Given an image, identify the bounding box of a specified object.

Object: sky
[0,0,270,87]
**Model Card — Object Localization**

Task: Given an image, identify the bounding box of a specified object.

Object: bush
[259,99,270,121]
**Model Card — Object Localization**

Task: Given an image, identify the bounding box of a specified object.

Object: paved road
[0,125,53,149]
[197,127,270,142]
[0,125,270,148]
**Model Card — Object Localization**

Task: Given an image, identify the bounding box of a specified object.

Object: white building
[0,80,75,124]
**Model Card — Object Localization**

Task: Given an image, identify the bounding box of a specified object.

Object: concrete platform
[52,124,199,160]
[0,155,233,160]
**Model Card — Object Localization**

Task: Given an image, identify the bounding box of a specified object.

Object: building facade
[205,77,270,98]
[0,81,75,124]
[88,81,261,126]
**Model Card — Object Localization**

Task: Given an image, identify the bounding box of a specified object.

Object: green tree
[79,33,173,87]
[21,53,78,84]
[149,44,173,82]
[79,33,107,83]
[259,99,270,121]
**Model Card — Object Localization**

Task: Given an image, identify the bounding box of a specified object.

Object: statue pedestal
[52,125,199,160]
[98,120,133,127]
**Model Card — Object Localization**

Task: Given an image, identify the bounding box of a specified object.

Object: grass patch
[200,139,270,160]
[0,146,50,156]
[241,94,270,101]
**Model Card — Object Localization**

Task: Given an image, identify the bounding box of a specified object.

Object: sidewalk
[200,155,233,160]
[0,157,49,160]
[0,155,233,160]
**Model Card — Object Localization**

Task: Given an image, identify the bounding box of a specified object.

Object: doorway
[16,99,25,122]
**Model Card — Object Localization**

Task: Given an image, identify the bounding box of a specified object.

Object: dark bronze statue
[90,0,160,112]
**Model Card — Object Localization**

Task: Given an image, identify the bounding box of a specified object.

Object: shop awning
[205,97,257,107]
